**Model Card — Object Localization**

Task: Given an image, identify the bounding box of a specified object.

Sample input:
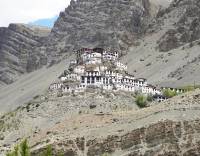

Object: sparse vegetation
[6,139,30,156]
[6,141,64,156]
[163,89,177,98]
[135,95,147,108]
[180,85,200,91]
[20,139,30,156]
[57,151,64,156]
[42,145,52,156]
[0,111,20,132]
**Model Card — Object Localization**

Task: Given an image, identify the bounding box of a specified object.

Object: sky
[0,0,71,27]
[29,16,59,27]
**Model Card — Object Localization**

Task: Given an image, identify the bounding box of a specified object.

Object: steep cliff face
[45,0,156,60]
[157,0,200,52]
[0,24,50,86]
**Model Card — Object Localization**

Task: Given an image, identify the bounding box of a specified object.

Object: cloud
[0,0,70,27]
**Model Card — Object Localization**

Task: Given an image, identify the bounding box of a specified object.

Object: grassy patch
[0,111,20,132]
[163,89,177,98]
[135,95,147,108]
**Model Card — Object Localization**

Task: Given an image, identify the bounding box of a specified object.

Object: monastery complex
[49,48,164,97]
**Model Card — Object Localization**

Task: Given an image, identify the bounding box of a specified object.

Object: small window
[87,77,90,84]
[92,77,95,83]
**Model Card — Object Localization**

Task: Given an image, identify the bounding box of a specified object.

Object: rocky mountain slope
[157,0,200,52]
[0,0,157,87]
[0,24,50,87]
[1,0,200,88]
[1,88,200,155]
[122,0,200,87]
[45,0,158,60]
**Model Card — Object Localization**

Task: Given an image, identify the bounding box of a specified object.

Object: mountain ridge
[2,0,200,88]
[0,23,50,87]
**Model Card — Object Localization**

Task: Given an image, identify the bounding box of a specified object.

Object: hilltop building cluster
[49,48,163,97]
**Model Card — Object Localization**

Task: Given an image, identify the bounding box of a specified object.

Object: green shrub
[42,145,52,156]
[135,95,147,108]
[163,89,177,98]
[6,140,62,156]
[20,139,30,156]
[181,86,196,92]
[57,151,64,156]
[6,139,30,156]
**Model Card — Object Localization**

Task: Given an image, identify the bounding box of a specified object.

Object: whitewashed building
[115,61,128,71]
[61,73,80,82]
[74,65,85,74]
[82,52,102,65]
[62,85,72,93]
[50,48,162,96]
[70,60,77,65]
[141,85,161,95]
[49,82,62,90]
[103,51,118,61]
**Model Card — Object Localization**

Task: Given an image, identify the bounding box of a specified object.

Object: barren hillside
[0,59,69,114]
[1,0,200,89]
[1,88,200,155]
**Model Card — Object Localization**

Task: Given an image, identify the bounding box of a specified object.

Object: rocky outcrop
[87,120,200,156]
[0,24,50,86]
[32,120,200,156]
[45,0,156,60]
[157,0,200,52]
